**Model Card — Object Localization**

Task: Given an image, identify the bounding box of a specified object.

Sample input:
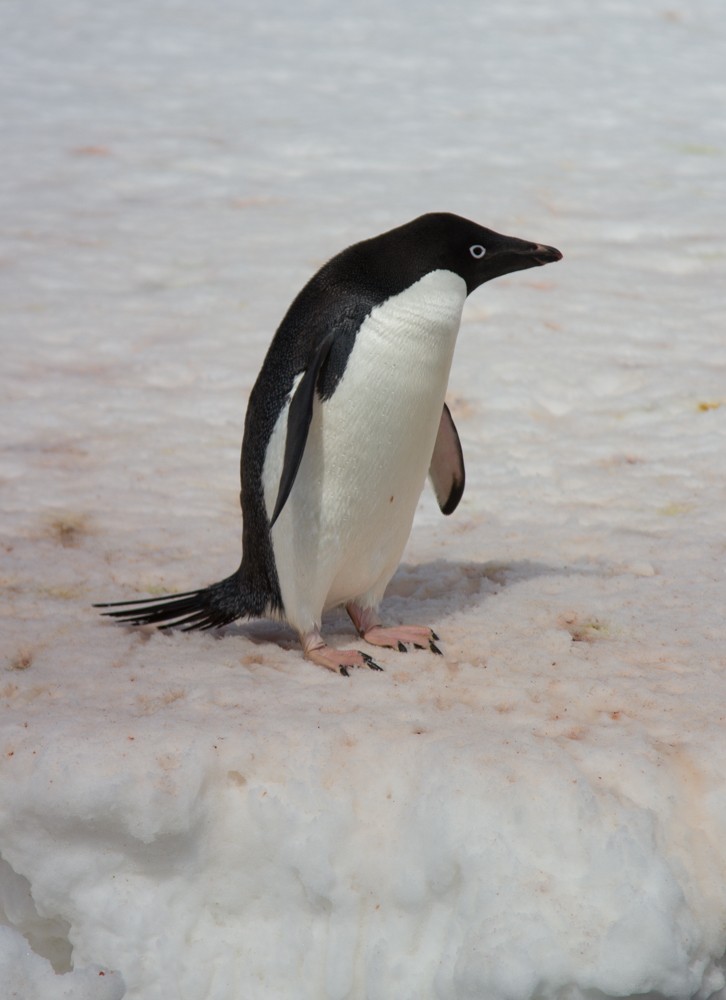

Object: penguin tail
[94,571,253,632]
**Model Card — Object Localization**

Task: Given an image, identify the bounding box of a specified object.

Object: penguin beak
[472,234,563,289]
[527,244,563,266]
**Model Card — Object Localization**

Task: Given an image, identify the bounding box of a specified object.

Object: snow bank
[2,626,726,998]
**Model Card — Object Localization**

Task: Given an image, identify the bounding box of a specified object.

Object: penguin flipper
[429,403,465,515]
[270,332,336,527]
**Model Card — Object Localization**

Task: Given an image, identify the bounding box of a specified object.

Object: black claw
[361,653,384,672]
[397,641,407,653]
[340,665,350,677]
[431,631,440,642]
[413,643,425,651]
[429,640,443,656]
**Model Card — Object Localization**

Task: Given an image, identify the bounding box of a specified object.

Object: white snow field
[2,0,726,997]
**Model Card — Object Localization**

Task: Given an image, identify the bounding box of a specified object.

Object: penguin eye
[469,244,486,259]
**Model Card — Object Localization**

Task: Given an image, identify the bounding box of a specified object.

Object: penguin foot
[361,624,441,654]
[346,603,442,655]
[301,630,383,676]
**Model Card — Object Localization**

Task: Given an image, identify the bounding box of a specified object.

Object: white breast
[263,269,467,636]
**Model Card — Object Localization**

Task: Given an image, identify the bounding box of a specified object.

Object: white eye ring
[469,244,486,259]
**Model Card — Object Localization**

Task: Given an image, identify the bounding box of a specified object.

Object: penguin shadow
[222,558,594,652]
[381,557,594,619]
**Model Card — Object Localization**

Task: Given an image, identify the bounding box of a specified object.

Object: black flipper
[269,332,336,527]
[429,403,465,515]
[94,570,254,631]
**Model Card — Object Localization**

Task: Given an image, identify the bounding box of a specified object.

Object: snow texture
[2,0,726,997]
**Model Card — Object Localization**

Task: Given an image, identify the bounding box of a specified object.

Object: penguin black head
[337,213,562,299]
[395,212,563,294]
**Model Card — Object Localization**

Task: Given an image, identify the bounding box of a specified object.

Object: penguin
[96,213,562,675]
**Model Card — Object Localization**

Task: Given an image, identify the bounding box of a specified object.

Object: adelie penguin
[96,213,562,675]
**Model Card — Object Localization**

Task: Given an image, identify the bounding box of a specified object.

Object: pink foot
[301,629,383,677]
[346,603,442,655]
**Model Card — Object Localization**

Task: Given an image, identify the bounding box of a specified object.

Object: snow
[2,0,726,996]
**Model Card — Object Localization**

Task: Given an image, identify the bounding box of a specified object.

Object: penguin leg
[300,627,383,677]
[346,603,442,655]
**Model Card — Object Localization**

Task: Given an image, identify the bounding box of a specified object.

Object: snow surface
[2,0,726,997]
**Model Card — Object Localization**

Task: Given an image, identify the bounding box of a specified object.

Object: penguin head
[400,213,563,295]
[316,213,561,304]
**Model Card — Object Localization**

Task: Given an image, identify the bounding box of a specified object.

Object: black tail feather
[94,571,252,632]
[94,589,204,609]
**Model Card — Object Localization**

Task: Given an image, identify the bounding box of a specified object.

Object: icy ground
[2,0,726,997]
